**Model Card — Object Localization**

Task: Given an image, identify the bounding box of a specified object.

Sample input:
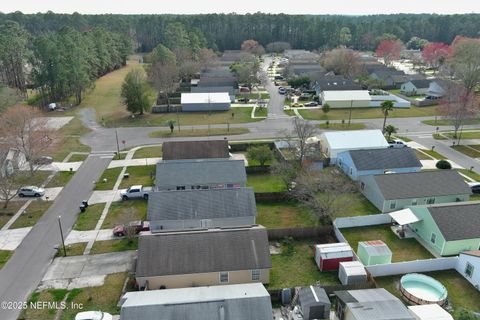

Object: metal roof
[316,243,353,259]
[321,130,389,150]
[339,261,367,277]
[147,188,256,221]
[181,92,231,104]
[155,159,246,188]
[358,240,392,257]
[162,140,230,160]
[347,147,422,171]
[373,170,471,200]
[299,286,330,307]
[427,202,480,241]
[389,208,421,226]
[408,304,453,320]
[120,283,273,320]
[136,226,271,277]
[322,90,371,101]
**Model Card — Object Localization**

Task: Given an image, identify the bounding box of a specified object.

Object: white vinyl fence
[366,257,459,277]
[334,214,391,229]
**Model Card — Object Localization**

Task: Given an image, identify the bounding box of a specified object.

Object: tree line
[1,12,479,52]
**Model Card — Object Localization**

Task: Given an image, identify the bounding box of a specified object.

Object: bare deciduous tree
[124,225,137,244]
[321,48,361,79]
[289,117,318,166]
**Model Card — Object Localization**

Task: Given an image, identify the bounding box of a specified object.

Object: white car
[18,186,45,197]
[75,311,113,320]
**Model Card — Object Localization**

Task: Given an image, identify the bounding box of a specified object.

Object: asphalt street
[0,154,112,320]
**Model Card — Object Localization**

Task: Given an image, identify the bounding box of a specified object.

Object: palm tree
[381,100,394,133]
[384,124,398,140]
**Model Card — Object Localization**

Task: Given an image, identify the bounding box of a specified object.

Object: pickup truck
[113,220,150,237]
[120,185,153,200]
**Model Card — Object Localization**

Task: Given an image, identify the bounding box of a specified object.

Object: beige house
[136,226,271,290]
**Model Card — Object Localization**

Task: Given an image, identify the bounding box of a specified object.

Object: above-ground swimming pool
[400,273,448,306]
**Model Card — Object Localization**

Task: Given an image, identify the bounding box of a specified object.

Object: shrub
[436,159,452,169]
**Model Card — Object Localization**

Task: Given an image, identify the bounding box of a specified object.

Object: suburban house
[180,92,231,112]
[370,69,406,88]
[219,50,253,66]
[319,130,389,164]
[314,79,362,95]
[290,62,325,76]
[147,187,257,231]
[408,202,480,256]
[0,148,26,178]
[321,90,371,108]
[359,170,471,213]
[119,283,274,320]
[162,140,230,161]
[337,147,422,180]
[427,79,455,99]
[334,288,415,320]
[155,159,246,191]
[400,79,432,96]
[135,226,271,289]
[456,250,480,290]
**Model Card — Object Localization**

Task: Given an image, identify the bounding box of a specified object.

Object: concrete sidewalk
[39,251,136,290]
[108,157,161,169]
[65,229,116,245]
[0,228,32,250]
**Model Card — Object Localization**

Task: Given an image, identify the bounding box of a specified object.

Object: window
[430,233,436,244]
[219,272,229,283]
[411,199,417,206]
[360,182,365,190]
[176,186,185,190]
[427,198,435,204]
[251,270,260,281]
[465,262,474,278]
[390,201,396,210]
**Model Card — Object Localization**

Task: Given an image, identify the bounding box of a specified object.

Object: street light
[58,216,66,257]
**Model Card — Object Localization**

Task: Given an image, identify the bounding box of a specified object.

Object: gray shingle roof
[373,170,471,200]
[428,202,480,241]
[409,79,431,88]
[147,188,256,221]
[136,226,271,277]
[348,148,422,171]
[162,140,230,160]
[155,159,246,188]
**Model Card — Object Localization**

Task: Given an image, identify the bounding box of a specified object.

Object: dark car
[237,97,250,103]
[304,101,318,107]
[113,220,150,237]
[469,183,480,194]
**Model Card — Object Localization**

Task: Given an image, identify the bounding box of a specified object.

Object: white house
[321,90,371,108]
[319,130,389,164]
[181,92,231,112]
[400,79,431,95]
[427,79,455,98]
[456,251,480,291]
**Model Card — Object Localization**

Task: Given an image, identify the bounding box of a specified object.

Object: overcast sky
[1,0,479,15]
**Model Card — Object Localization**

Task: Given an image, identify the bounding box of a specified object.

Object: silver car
[18,186,45,197]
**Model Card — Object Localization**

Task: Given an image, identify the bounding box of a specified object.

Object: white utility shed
[338,261,368,285]
[181,92,231,111]
[408,304,453,320]
[321,90,371,108]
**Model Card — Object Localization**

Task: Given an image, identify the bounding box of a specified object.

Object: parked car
[33,156,53,165]
[291,103,304,108]
[468,182,480,194]
[18,186,45,197]
[388,140,406,148]
[113,220,150,237]
[278,87,286,94]
[237,97,250,103]
[304,101,318,107]
[239,86,250,93]
[274,75,285,80]
[120,185,153,200]
[75,311,113,320]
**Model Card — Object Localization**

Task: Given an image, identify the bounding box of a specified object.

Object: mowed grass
[418,148,446,160]
[451,145,480,158]
[375,270,480,317]
[299,105,439,120]
[254,107,268,117]
[102,200,147,229]
[318,122,366,130]
[414,149,434,160]
[149,127,249,138]
[55,242,87,257]
[74,203,105,231]
[246,173,287,192]
[46,171,74,188]
[458,169,480,181]
[119,165,155,189]
[21,288,69,319]
[0,250,12,270]
[132,146,162,159]
[0,201,26,229]
[90,238,138,255]
[422,118,480,126]
[445,130,480,139]
[49,117,91,161]
[94,167,123,190]
[341,224,434,262]
[269,240,340,289]
[256,201,317,228]
[68,153,89,162]
[10,200,52,229]
[340,193,381,217]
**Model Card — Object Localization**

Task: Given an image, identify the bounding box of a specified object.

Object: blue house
[337,148,422,180]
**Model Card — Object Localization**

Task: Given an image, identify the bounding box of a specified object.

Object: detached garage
[314,243,354,271]
[181,92,231,112]
[321,90,371,108]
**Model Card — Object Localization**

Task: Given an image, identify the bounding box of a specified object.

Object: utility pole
[115,129,120,154]
[58,216,66,257]
[348,100,353,125]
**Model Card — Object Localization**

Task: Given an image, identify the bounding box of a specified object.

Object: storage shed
[408,304,454,320]
[357,240,392,266]
[339,261,368,285]
[181,92,231,112]
[314,243,354,271]
[298,286,331,320]
[321,90,371,108]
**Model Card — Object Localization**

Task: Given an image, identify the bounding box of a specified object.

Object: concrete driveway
[0,228,32,250]
[89,189,125,204]
[40,251,136,290]
[65,229,116,245]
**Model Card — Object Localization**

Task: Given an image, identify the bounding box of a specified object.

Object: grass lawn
[458,169,480,181]
[49,117,91,161]
[414,149,434,160]
[341,224,434,262]
[299,105,439,121]
[20,288,69,319]
[0,201,26,229]
[318,122,366,130]
[451,145,480,158]
[256,201,317,228]
[10,200,52,229]
[119,165,155,189]
[90,238,138,255]
[113,152,128,160]
[0,250,12,270]
[419,148,446,160]
[68,153,89,162]
[445,130,480,140]
[254,107,268,117]
[375,270,480,317]
[432,133,448,140]
[246,173,287,192]
[284,109,296,116]
[394,136,412,142]
[55,242,87,257]
[46,171,74,188]
[132,146,162,159]
[148,127,249,138]
[340,193,381,217]
[422,118,480,126]
[94,167,123,190]
[20,170,51,187]
[74,203,105,231]
[269,240,340,289]
[102,200,147,229]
